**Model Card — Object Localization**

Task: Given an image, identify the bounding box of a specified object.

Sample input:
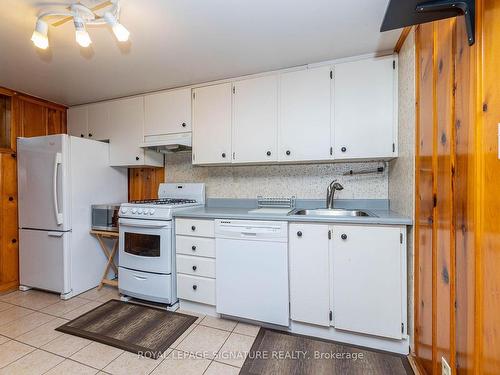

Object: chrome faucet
[326,180,344,209]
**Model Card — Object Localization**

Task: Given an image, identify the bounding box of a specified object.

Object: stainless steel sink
[289,208,376,217]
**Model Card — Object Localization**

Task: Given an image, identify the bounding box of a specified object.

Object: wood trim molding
[395,27,413,53]
[408,354,426,375]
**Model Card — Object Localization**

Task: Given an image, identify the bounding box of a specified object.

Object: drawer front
[177,274,216,305]
[119,267,172,304]
[177,255,216,278]
[176,218,215,237]
[176,235,216,258]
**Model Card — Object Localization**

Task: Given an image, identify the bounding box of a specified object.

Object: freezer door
[18,135,70,231]
[19,229,71,294]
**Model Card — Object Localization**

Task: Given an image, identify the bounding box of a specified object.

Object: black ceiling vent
[380,0,475,45]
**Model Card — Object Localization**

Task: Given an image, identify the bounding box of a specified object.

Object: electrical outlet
[442,357,451,375]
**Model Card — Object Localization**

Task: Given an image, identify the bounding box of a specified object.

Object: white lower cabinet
[289,223,331,327]
[175,219,216,307]
[289,223,406,340]
[330,225,403,339]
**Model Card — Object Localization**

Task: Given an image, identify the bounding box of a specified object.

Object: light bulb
[73,16,92,47]
[104,12,130,42]
[31,19,49,49]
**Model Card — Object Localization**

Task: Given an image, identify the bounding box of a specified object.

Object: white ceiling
[0,0,400,106]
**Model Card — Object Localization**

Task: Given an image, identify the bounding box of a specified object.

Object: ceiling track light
[31,0,129,50]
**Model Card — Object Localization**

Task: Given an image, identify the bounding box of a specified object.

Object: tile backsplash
[165,152,388,200]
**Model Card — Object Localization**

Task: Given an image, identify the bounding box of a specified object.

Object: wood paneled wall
[0,87,66,292]
[414,1,500,373]
[128,167,165,201]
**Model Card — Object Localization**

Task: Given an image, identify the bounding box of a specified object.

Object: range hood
[381,0,475,45]
[140,132,191,153]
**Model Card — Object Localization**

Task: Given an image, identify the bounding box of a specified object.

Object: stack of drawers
[175,218,216,306]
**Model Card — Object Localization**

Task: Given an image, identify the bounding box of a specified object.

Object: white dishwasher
[215,220,289,326]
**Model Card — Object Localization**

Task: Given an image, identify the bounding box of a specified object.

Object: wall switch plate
[442,357,451,375]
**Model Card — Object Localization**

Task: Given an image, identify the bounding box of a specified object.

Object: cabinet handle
[80,134,84,138]
[8,196,13,202]
[341,147,347,153]
[221,153,226,158]
[286,150,291,156]
[135,156,140,161]
[191,245,196,251]
[192,285,197,290]
[88,133,92,137]
[266,151,271,156]
[297,231,302,237]
[11,239,17,244]
[191,225,196,231]
[192,265,197,271]
[181,122,187,128]
[341,233,347,240]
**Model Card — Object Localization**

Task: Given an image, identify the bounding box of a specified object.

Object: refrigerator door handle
[53,152,63,225]
[48,231,64,237]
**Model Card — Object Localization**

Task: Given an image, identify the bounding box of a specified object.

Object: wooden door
[331,225,403,339]
[47,108,66,135]
[192,83,232,165]
[232,75,278,163]
[144,88,192,136]
[20,99,47,138]
[333,56,396,160]
[0,141,18,292]
[289,223,331,327]
[279,66,332,162]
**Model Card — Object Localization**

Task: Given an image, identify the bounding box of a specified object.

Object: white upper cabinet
[67,106,88,138]
[289,223,331,327]
[279,66,332,162]
[232,75,278,163]
[144,88,192,136]
[331,225,403,339]
[333,55,397,160]
[87,102,110,141]
[108,97,163,167]
[192,83,232,165]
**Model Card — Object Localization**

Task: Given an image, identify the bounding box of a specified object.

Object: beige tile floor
[0,287,260,374]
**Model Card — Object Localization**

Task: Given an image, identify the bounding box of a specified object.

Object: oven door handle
[122,222,169,229]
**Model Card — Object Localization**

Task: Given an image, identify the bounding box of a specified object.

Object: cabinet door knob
[341,233,347,240]
[80,134,84,138]
[221,152,226,158]
[135,156,140,161]
[181,122,187,128]
[191,225,196,231]
[11,239,17,244]
[297,231,302,237]
[341,147,347,153]
[266,151,271,156]
[286,150,291,156]
[8,196,13,202]
[191,245,196,251]
[192,285,197,290]
[192,265,197,271]
[88,133,92,137]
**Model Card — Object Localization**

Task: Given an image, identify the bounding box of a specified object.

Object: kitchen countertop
[173,199,412,225]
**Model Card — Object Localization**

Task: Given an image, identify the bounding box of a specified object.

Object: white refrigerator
[17,135,127,299]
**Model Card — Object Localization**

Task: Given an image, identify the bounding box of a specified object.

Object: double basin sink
[288,208,376,217]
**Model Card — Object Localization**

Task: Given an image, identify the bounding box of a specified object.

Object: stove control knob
[131,208,137,214]
[149,209,155,215]
[121,207,128,214]
[138,208,143,214]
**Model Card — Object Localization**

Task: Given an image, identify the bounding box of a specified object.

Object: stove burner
[131,198,197,205]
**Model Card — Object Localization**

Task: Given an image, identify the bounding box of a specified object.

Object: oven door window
[124,232,161,257]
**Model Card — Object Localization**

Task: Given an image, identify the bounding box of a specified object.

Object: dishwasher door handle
[241,232,257,237]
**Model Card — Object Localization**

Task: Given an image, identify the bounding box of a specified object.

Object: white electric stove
[118,183,205,307]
